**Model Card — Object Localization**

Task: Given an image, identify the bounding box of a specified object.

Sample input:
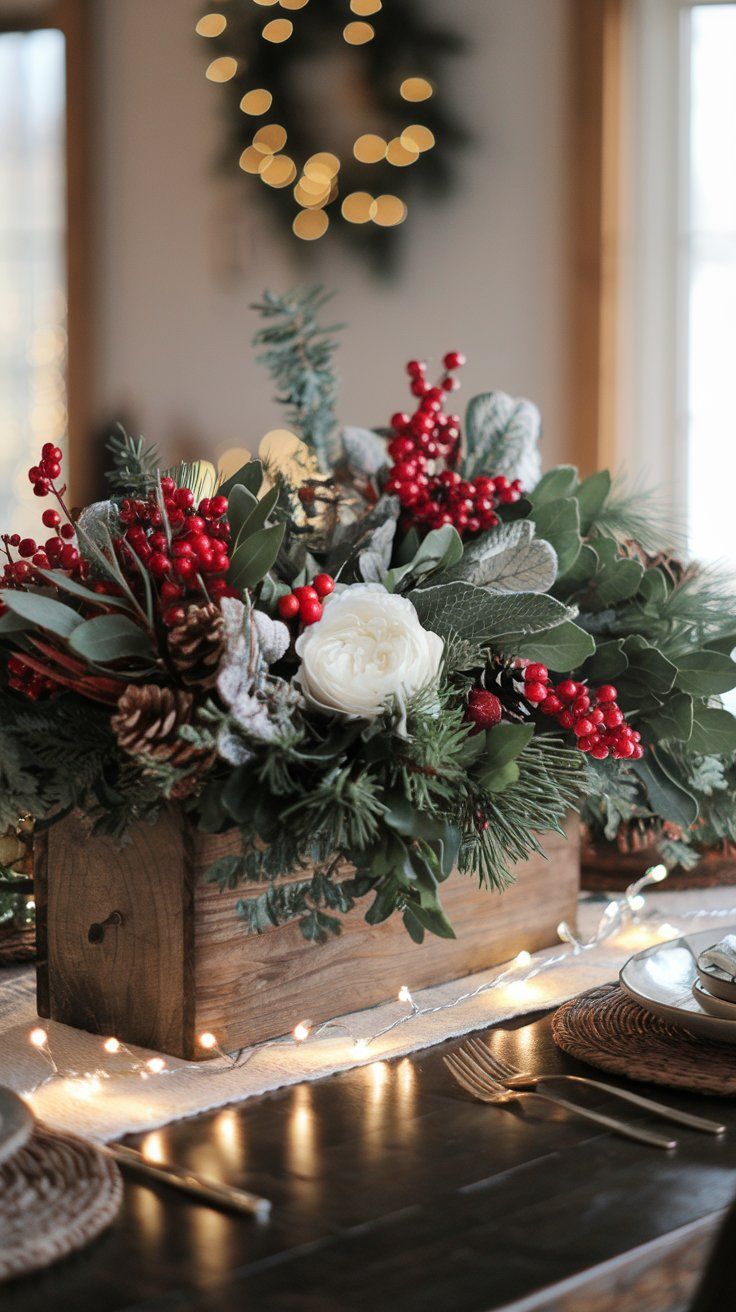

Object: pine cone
[167,603,225,691]
[111,685,215,800]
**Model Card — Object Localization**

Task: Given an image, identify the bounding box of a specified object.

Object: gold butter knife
[105,1141,272,1220]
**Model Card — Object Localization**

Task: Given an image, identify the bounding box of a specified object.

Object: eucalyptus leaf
[0,590,83,639]
[530,466,579,506]
[513,620,595,670]
[642,693,694,742]
[234,484,280,549]
[385,525,463,592]
[219,458,262,500]
[593,557,644,608]
[464,391,542,486]
[633,751,699,828]
[690,707,736,755]
[480,721,535,771]
[530,498,581,575]
[69,613,154,663]
[580,638,629,682]
[480,760,521,793]
[35,569,134,613]
[575,470,612,533]
[228,522,286,593]
[675,651,736,697]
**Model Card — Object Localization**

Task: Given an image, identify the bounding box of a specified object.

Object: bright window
[685,4,736,566]
[0,28,66,541]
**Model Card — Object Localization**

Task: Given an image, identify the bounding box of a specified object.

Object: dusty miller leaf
[358,518,397,583]
[342,426,389,476]
[410,582,574,643]
[464,391,542,487]
[443,520,557,593]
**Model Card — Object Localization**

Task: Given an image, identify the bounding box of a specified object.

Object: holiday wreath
[2,287,735,944]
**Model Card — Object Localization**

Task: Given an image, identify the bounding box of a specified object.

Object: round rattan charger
[553,982,736,1096]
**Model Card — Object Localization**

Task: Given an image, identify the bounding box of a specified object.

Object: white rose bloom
[294,583,443,719]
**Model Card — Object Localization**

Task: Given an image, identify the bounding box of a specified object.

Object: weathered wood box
[35,810,580,1059]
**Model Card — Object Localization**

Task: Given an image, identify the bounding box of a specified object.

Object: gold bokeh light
[195,13,227,38]
[263,18,294,42]
[206,56,237,82]
[253,123,288,153]
[401,124,435,153]
[239,145,266,173]
[343,21,374,44]
[372,193,407,226]
[293,209,330,240]
[280,0,310,8]
[353,133,387,164]
[351,0,382,12]
[400,76,433,102]
[341,191,376,224]
[240,88,273,115]
[260,153,297,187]
[386,135,419,167]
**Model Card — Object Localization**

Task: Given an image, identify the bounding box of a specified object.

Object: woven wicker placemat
[552,983,736,1096]
[0,924,35,966]
[0,1127,123,1282]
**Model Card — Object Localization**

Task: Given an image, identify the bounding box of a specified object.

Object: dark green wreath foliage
[199,0,467,266]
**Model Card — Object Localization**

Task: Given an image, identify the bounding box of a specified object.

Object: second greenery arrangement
[2,287,735,944]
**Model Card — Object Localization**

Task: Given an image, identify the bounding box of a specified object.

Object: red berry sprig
[522,665,644,760]
[117,483,233,626]
[277,573,334,627]
[2,446,84,595]
[464,688,503,732]
[385,354,523,539]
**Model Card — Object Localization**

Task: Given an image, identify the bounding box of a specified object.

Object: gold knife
[105,1141,272,1220]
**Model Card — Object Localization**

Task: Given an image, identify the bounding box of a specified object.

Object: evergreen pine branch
[105,424,161,494]
[593,476,681,556]
[251,286,343,470]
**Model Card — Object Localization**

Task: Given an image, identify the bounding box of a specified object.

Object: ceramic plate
[692,979,736,1021]
[620,925,736,1045]
[696,957,736,1004]
[0,1087,33,1166]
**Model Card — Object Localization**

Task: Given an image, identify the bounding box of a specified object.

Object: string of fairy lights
[21,862,736,1105]
[197,0,439,239]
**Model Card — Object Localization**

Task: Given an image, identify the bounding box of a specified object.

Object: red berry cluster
[117,482,232,627]
[2,448,84,594]
[522,665,644,760]
[385,354,523,538]
[465,688,503,732]
[27,442,63,498]
[6,653,57,701]
[277,573,334,627]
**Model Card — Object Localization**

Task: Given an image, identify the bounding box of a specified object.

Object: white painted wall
[90,0,573,470]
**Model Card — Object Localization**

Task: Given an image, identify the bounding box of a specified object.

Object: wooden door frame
[0,0,93,505]
[568,0,626,477]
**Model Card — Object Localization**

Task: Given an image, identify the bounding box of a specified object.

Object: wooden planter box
[582,838,736,892]
[35,811,580,1060]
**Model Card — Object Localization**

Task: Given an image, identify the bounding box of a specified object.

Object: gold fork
[471,1041,725,1136]
[444,1042,677,1150]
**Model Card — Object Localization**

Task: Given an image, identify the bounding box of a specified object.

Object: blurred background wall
[90,0,573,469]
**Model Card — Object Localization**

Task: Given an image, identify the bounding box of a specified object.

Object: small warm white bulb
[658,922,679,939]
[103,1037,120,1054]
[293,1021,311,1043]
[29,1027,48,1048]
[352,1038,369,1056]
[649,864,668,883]
[514,950,532,969]
[198,1032,218,1051]
[398,985,412,1003]
[146,1057,165,1073]
[604,901,619,919]
[629,893,646,912]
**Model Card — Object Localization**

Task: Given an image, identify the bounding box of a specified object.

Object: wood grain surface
[36,812,579,1058]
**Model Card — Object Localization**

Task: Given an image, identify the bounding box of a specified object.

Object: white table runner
[0,888,733,1143]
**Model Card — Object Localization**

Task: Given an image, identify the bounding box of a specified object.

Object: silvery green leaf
[410,582,573,643]
[76,500,121,546]
[359,518,397,583]
[342,426,389,476]
[252,609,290,664]
[445,520,557,593]
[464,391,542,486]
[217,726,254,766]
[329,494,400,552]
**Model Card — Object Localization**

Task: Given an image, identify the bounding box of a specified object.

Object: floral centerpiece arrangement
[2,288,735,944]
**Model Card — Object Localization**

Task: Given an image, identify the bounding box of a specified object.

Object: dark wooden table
[4,1009,736,1312]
